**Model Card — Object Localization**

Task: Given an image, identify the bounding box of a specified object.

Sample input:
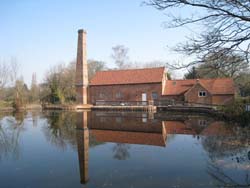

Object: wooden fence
[95,99,222,109]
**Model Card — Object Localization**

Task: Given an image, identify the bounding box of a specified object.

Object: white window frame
[198,91,207,97]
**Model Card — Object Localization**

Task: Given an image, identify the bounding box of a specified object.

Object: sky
[0,0,194,85]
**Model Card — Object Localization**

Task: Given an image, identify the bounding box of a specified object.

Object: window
[199,120,207,126]
[99,92,104,98]
[152,92,158,100]
[142,113,147,123]
[116,92,122,99]
[198,91,206,97]
[115,117,122,123]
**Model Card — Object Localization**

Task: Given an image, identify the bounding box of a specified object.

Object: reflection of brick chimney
[76,112,89,184]
[75,29,88,104]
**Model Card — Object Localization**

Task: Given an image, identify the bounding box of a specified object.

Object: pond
[0,110,249,188]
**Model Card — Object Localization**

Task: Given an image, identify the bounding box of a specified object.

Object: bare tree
[0,62,10,89]
[197,49,248,79]
[184,66,200,79]
[111,45,129,69]
[146,0,250,68]
[9,57,20,85]
[184,49,249,79]
[87,59,107,80]
[29,73,39,103]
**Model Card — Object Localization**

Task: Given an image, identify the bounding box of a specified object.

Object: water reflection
[76,111,89,184]
[113,143,130,160]
[73,111,249,187]
[43,111,77,150]
[0,111,249,187]
[0,112,26,161]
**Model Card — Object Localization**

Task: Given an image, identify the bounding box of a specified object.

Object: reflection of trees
[202,126,250,159]
[30,110,40,127]
[43,111,104,151]
[0,112,26,161]
[112,143,130,160]
[42,111,77,150]
[207,161,250,187]
[202,125,250,187]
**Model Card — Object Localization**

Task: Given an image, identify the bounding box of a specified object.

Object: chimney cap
[78,29,87,33]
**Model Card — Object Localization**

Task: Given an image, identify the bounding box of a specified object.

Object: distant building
[75,29,235,106]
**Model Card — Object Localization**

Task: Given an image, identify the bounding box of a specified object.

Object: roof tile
[164,78,235,95]
[90,67,165,85]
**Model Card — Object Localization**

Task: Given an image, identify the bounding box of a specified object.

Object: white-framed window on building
[198,91,207,97]
[152,92,158,100]
[116,91,123,99]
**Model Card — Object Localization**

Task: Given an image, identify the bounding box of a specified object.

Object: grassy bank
[0,100,42,112]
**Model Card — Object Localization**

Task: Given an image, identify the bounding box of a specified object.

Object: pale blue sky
[0,0,194,84]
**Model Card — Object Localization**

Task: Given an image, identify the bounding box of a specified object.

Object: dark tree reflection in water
[113,143,130,160]
[202,124,250,187]
[42,111,77,150]
[0,112,26,161]
[42,111,103,150]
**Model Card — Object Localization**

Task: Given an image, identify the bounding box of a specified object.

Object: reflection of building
[76,111,167,184]
[75,111,232,185]
[163,120,231,136]
[200,121,233,136]
[91,126,166,147]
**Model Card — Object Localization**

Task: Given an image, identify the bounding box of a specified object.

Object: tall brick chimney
[75,29,88,104]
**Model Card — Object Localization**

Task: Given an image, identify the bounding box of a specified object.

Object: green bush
[221,97,250,126]
[0,100,12,108]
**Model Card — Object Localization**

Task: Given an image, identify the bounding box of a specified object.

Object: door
[142,93,147,105]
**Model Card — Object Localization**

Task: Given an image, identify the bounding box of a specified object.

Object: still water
[0,110,249,188]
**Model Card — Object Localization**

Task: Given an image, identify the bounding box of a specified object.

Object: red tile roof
[200,121,233,136]
[91,129,167,147]
[90,67,165,86]
[164,78,235,95]
[163,121,198,135]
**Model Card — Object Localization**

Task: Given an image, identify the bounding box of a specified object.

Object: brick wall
[184,83,212,104]
[161,95,184,102]
[89,83,162,104]
[75,30,88,104]
[88,81,235,106]
[212,95,234,105]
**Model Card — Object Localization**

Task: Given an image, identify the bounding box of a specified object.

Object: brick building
[88,68,235,105]
[75,29,235,106]
[88,67,166,104]
[163,78,235,105]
